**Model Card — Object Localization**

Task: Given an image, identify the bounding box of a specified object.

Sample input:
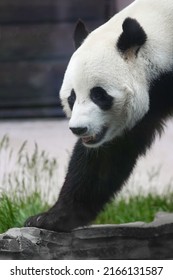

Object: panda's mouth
[81,127,108,146]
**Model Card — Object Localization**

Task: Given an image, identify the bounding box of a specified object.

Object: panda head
[60,18,149,148]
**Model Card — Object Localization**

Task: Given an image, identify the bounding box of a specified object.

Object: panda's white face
[60,18,150,148]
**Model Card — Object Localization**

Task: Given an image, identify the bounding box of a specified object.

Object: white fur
[60,0,173,147]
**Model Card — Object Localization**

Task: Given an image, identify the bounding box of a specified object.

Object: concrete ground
[0,118,173,198]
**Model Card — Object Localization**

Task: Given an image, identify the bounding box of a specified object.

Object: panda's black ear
[117,18,147,54]
[74,20,89,50]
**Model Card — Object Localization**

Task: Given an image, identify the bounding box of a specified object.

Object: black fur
[25,69,173,232]
[90,87,114,110]
[68,89,76,110]
[74,20,89,50]
[117,18,147,53]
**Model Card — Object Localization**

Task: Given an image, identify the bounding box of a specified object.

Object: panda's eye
[68,89,76,110]
[90,87,113,111]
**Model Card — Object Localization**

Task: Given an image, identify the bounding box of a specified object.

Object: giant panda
[25,0,173,232]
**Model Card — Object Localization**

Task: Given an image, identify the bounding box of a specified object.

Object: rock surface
[0,212,173,259]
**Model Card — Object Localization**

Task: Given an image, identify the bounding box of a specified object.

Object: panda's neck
[149,69,173,119]
[122,68,173,159]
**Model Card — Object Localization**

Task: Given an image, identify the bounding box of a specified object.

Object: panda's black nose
[70,126,88,136]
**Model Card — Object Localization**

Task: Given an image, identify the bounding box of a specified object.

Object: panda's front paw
[24,211,71,232]
[24,212,47,229]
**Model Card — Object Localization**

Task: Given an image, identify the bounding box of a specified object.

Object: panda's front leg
[24,137,136,232]
[24,139,102,231]
[24,140,98,231]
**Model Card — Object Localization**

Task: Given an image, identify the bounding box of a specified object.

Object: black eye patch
[68,89,76,110]
[90,87,113,110]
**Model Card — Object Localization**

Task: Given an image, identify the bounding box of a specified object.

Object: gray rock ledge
[0,212,173,259]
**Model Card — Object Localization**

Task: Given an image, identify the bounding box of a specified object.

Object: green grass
[0,135,173,233]
[95,193,173,225]
[0,191,49,233]
[0,135,55,233]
